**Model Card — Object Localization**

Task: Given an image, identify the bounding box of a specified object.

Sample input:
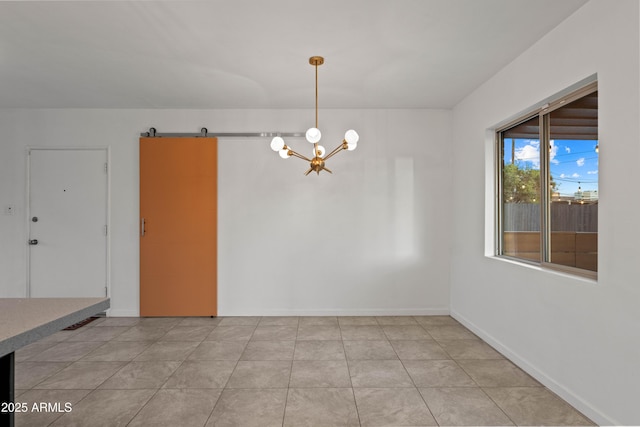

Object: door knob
[29,239,38,245]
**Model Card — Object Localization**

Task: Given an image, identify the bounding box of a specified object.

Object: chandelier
[270,56,359,175]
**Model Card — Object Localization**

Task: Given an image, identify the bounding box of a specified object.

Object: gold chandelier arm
[304,167,314,176]
[323,166,333,174]
[322,141,348,161]
[287,149,312,162]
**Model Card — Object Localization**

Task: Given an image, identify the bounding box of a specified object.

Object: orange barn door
[140,137,217,316]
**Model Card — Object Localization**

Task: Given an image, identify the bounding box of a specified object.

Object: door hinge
[105,286,108,297]
[104,225,108,236]
[104,163,108,173]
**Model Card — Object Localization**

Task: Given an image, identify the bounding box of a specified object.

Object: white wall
[0,108,453,316]
[450,1,640,425]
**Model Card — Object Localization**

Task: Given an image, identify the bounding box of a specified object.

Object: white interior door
[28,148,108,298]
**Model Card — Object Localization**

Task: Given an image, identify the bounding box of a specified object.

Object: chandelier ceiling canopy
[270,56,359,175]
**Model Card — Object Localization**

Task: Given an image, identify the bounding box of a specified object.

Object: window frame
[495,81,598,280]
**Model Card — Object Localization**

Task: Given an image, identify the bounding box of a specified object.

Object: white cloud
[565,146,571,153]
[576,157,585,167]
[514,140,561,168]
[572,173,580,178]
[587,170,598,175]
[514,140,540,168]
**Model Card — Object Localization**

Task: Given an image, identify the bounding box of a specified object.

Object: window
[497,82,598,278]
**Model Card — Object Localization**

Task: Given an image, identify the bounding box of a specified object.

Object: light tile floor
[13,315,595,426]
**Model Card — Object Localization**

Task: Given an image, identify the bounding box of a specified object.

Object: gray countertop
[0,297,110,357]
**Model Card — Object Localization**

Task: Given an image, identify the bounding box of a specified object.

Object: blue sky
[504,138,599,197]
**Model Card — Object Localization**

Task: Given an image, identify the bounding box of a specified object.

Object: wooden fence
[503,203,597,232]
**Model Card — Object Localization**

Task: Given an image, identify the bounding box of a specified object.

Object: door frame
[25,146,111,300]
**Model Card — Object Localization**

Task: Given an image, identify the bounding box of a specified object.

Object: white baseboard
[451,309,618,427]
[218,308,450,317]
[106,308,139,317]
[106,307,449,317]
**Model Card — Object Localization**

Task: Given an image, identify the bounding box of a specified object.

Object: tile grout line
[479,386,523,427]
[122,388,159,427]
[392,331,441,426]
[339,321,363,426]
[122,319,196,425]
[283,322,295,426]
[121,319,210,426]
[202,321,254,427]
[280,317,304,426]
[412,316,447,427]
[57,321,171,425]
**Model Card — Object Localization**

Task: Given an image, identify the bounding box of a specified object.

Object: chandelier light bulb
[344,129,359,145]
[347,141,358,151]
[314,145,326,157]
[270,136,285,152]
[306,127,321,144]
[279,148,291,159]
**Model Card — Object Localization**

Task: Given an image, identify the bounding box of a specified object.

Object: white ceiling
[0,0,588,109]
